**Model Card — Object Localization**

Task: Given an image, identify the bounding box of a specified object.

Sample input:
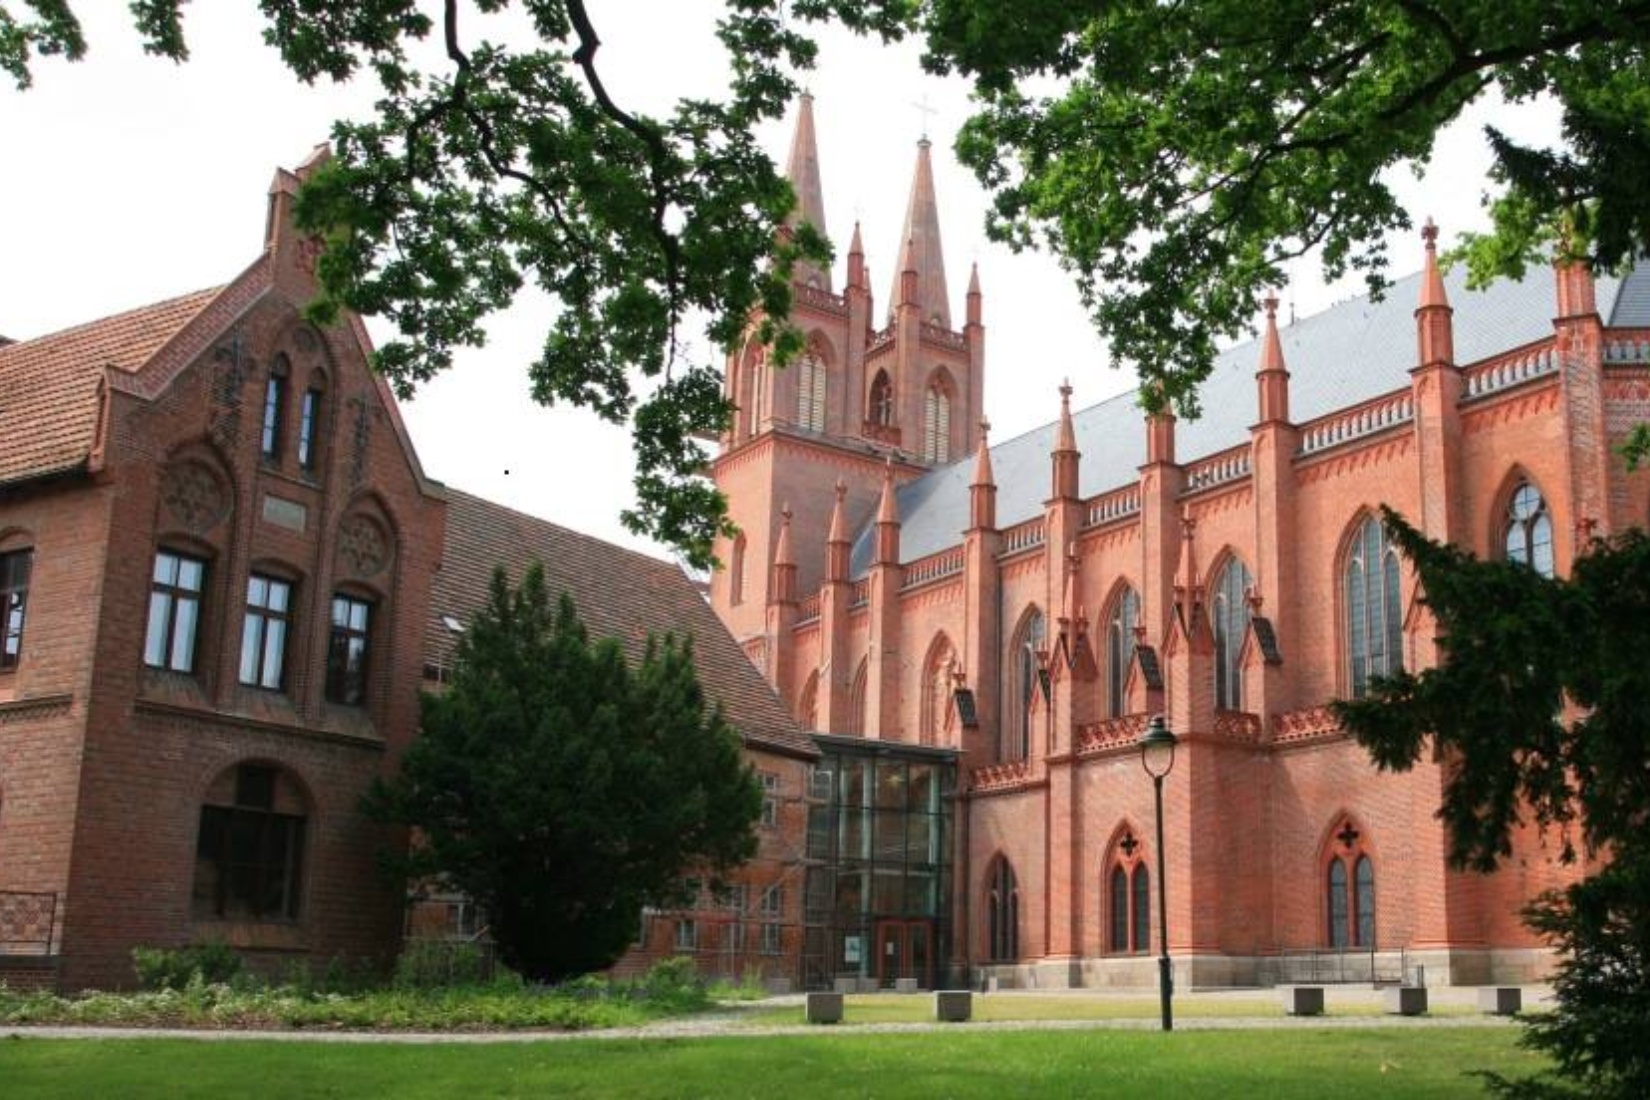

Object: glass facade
[803,734,957,990]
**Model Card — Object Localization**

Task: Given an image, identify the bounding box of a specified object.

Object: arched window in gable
[986,856,1019,961]
[1505,479,1554,578]
[1345,514,1403,698]
[1323,815,1376,949]
[1004,608,1045,761]
[922,371,953,463]
[1106,585,1140,719]
[795,351,827,433]
[1211,557,1253,710]
[868,370,895,428]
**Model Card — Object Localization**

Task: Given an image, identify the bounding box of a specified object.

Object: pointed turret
[826,479,850,582]
[1416,218,1454,367]
[969,419,996,530]
[1175,515,1200,597]
[897,235,919,310]
[886,138,951,328]
[875,459,901,566]
[1052,380,1080,500]
[847,220,867,290]
[1257,294,1291,424]
[784,92,831,291]
[772,504,797,604]
[966,262,982,328]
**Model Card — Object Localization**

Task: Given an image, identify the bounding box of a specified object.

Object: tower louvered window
[796,354,826,432]
[923,380,951,463]
[869,370,895,427]
[1346,515,1403,698]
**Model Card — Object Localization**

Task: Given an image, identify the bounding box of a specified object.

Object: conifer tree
[1335,509,1650,1100]
[369,563,761,982]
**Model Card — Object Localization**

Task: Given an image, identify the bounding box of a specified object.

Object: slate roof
[430,489,818,760]
[855,262,1630,572]
[0,288,219,487]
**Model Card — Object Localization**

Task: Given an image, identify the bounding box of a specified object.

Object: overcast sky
[1,3,1559,559]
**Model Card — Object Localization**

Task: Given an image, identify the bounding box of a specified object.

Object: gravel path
[3,987,1545,1044]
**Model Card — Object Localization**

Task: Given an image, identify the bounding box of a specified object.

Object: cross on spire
[912,92,938,141]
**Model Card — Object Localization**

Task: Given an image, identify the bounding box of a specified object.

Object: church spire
[772,504,797,604]
[886,138,951,328]
[785,92,831,291]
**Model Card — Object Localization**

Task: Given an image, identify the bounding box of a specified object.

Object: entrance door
[875,920,934,989]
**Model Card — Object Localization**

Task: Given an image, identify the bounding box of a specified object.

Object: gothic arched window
[987,857,1019,961]
[1345,514,1403,698]
[848,658,868,736]
[1105,826,1150,954]
[1107,586,1140,719]
[730,533,747,606]
[922,372,952,463]
[1006,608,1045,761]
[1212,558,1253,710]
[1505,480,1554,578]
[869,370,895,427]
[796,352,827,433]
[1324,816,1375,949]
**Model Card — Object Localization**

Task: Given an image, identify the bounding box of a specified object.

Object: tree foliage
[367,563,762,983]
[923,1,1650,418]
[10,3,1650,547]
[2,0,910,569]
[1334,509,1650,1099]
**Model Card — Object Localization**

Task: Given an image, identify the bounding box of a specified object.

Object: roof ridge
[0,286,222,356]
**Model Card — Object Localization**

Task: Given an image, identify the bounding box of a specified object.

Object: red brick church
[710,95,1647,988]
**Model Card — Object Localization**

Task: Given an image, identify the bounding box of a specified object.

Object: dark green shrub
[131,942,243,991]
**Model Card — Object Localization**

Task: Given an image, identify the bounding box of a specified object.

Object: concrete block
[1281,986,1325,1016]
[1385,986,1428,1016]
[894,977,919,993]
[1477,987,1522,1016]
[834,976,858,994]
[935,990,972,1022]
[806,991,843,1024]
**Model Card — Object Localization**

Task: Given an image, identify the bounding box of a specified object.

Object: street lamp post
[1139,714,1178,1032]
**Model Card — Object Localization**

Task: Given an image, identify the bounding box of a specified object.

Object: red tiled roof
[430,489,817,760]
[0,288,219,486]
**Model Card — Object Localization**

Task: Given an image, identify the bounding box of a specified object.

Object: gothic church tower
[710,95,985,692]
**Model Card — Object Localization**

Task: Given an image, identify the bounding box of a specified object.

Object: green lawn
[0,1028,1545,1098]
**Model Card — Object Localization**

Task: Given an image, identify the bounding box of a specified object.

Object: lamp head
[1139,714,1178,779]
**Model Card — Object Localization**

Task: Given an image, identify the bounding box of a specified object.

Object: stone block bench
[935,990,972,1022]
[1477,987,1522,1016]
[806,991,844,1024]
[1385,986,1429,1016]
[1280,986,1325,1016]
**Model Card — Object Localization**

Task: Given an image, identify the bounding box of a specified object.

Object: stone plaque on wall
[261,494,308,533]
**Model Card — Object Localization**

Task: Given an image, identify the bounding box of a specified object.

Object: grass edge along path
[0,1027,1548,1099]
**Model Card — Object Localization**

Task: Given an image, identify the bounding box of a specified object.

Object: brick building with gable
[0,149,446,991]
[710,95,1650,988]
[0,149,826,993]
